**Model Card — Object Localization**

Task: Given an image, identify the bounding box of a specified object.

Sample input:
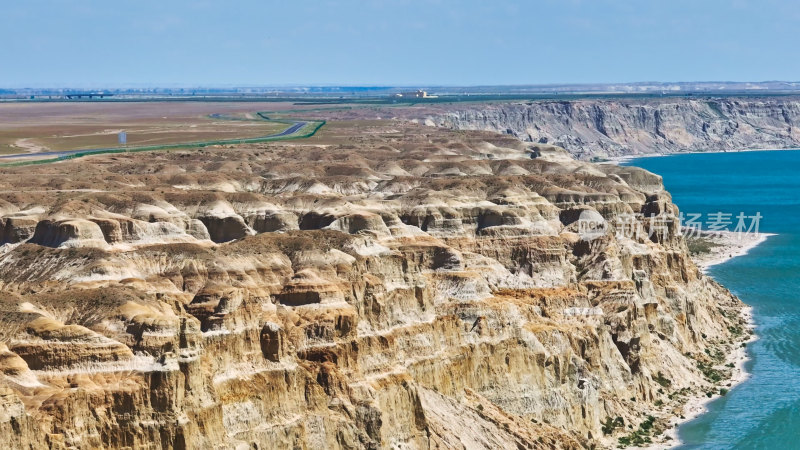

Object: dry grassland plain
[0,101,314,154]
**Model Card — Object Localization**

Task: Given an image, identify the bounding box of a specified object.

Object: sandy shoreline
[650,307,757,450]
[692,230,777,273]
[640,231,771,449]
[602,147,800,166]
[601,148,783,448]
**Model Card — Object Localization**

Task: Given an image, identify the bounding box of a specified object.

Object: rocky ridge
[0,121,748,448]
[422,97,800,159]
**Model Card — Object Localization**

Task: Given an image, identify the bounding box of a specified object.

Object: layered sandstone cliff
[425,97,800,159]
[0,121,748,449]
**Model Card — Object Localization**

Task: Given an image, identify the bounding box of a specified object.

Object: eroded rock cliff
[426,98,800,159]
[0,121,748,448]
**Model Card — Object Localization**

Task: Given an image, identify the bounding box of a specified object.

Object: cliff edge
[425,97,800,159]
[0,121,749,448]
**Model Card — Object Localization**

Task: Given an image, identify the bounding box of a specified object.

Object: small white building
[392,90,438,99]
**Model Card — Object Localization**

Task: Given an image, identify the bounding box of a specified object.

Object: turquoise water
[624,150,800,449]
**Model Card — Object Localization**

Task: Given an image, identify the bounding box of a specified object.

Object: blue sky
[2,0,798,87]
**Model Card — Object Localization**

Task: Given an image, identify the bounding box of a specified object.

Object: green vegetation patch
[687,237,723,255]
[602,416,625,435]
[618,416,658,448]
[654,371,672,388]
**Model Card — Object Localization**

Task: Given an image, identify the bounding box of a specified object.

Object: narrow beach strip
[646,230,773,449]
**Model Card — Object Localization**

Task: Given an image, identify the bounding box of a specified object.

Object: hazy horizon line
[4,80,800,91]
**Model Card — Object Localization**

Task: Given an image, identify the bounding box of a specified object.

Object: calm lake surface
[625,150,800,449]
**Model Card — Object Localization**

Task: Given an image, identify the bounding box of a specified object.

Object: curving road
[0,118,311,162]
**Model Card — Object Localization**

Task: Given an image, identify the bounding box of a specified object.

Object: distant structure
[391,89,438,99]
[118,131,127,146]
